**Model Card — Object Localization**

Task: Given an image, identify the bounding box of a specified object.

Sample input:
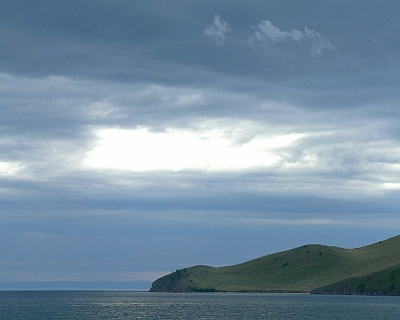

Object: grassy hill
[311,265,400,295]
[150,235,400,294]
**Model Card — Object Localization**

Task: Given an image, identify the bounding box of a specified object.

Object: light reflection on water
[0,291,399,319]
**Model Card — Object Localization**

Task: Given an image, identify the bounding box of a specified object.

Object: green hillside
[150,235,400,294]
[311,265,400,295]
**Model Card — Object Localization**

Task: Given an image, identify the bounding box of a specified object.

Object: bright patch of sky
[84,125,303,172]
[0,161,24,176]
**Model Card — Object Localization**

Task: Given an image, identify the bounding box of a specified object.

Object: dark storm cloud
[1,1,398,82]
[0,0,398,120]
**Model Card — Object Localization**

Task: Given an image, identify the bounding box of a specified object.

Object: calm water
[0,291,399,319]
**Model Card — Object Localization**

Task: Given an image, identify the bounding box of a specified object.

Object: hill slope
[150,235,400,294]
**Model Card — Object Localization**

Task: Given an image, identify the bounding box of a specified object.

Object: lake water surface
[0,291,399,319]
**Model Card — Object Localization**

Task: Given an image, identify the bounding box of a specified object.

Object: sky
[1,0,399,290]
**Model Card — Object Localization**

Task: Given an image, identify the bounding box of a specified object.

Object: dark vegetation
[150,235,400,295]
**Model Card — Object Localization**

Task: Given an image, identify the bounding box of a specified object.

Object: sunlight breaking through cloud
[0,161,24,176]
[84,125,304,172]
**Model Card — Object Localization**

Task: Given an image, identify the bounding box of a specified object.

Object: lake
[0,291,399,319]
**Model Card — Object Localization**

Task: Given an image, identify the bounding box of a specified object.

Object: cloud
[204,16,334,56]
[304,26,335,56]
[1,71,398,203]
[0,2,399,286]
[83,124,304,172]
[249,20,304,43]
[0,161,24,177]
[249,20,334,56]
[204,15,231,45]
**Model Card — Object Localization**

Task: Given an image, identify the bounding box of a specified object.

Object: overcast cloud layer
[1,1,400,289]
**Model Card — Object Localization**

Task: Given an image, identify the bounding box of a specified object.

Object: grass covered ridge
[150,235,400,294]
